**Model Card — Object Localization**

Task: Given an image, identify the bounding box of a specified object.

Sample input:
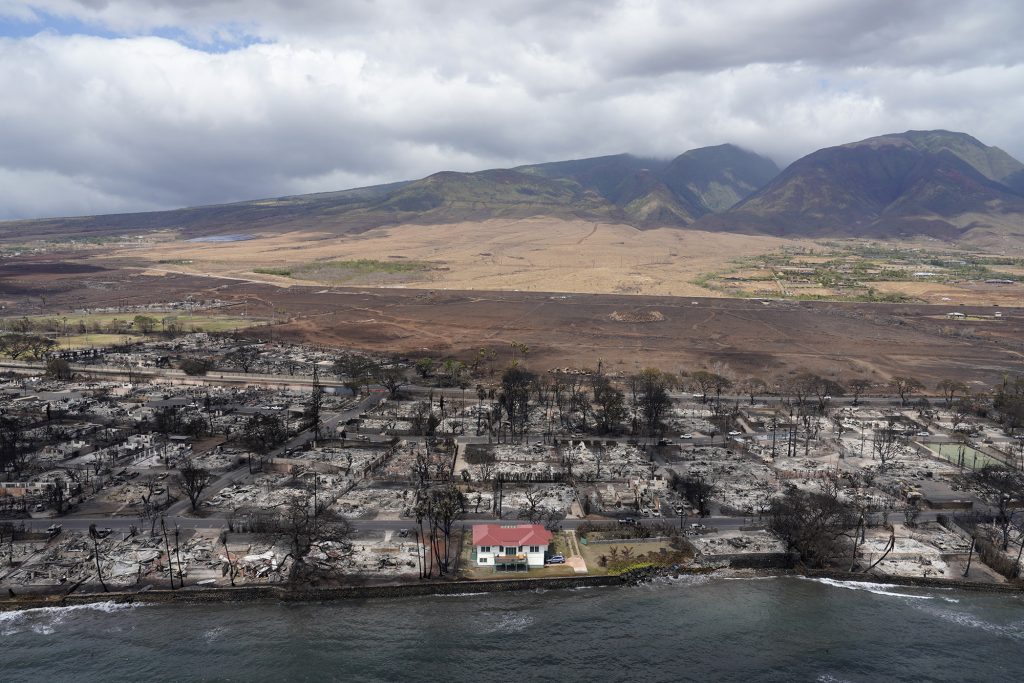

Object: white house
[473,524,553,572]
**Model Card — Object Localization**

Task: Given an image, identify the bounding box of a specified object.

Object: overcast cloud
[0,0,1022,219]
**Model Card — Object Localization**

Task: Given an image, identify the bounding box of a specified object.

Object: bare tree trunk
[1014,534,1024,579]
[161,517,176,589]
[963,536,976,577]
[93,538,109,592]
[220,532,237,586]
[174,526,184,587]
[849,517,864,571]
[863,529,895,574]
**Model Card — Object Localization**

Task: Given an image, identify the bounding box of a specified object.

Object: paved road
[27,509,952,541]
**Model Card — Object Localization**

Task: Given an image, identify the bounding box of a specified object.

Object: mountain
[0,145,778,241]
[3,131,1019,244]
[362,169,617,222]
[516,144,780,225]
[660,144,782,214]
[700,130,1024,240]
[0,172,619,242]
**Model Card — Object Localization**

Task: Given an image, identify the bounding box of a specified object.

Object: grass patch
[2,313,264,336]
[311,259,433,274]
[253,267,293,277]
[252,259,436,283]
[57,333,144,349]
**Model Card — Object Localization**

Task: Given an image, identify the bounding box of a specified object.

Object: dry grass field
[104,218,817,297]
[80,218,1022,307]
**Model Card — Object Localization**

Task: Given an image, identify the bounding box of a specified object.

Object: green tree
[45,357,74,380]
[133,315,158,334]
[629,368,673,437]
[591,373,627,434]
[769,486,857,567]
[414,357,435,380]
[993,376,1024,435]
[373,360,407,399]
[499,365,535,442]
[242,413,289,454]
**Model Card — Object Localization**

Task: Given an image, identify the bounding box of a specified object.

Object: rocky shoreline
[2,564,1022,613]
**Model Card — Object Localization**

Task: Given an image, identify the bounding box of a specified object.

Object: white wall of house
[475,543,548,567]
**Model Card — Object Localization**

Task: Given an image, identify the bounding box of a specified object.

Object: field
[926,443,1005,470]
[2,252,1022,386]
[7,217,1021,306]
[697,242,1024,306]
[94,218,817,297]
[57,333,144,349]
[253,259,435,284]
[4,312,262,332]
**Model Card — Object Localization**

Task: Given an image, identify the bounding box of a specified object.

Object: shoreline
[2,565,1022,613]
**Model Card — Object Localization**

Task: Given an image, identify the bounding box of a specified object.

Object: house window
[480,546,491,553]
[529,546,540,553]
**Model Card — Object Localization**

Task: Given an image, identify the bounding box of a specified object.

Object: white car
[679,433,694,439]
[728,430,743,436]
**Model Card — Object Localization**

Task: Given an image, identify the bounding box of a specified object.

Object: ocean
[4,575,1024,682]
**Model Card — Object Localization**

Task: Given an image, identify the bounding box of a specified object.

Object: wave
[801,577,934,600]
[484,613,535,634]
[434,592,488,598]
[915,604,1024,641]
[1,601,143,636]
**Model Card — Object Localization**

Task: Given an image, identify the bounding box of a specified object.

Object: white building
[473,524,553,572]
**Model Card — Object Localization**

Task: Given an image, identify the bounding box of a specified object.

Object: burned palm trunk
[88,523,109,593]
[963,536,976,577]
[160,516,176,589]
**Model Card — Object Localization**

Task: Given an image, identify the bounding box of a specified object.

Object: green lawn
[4,313,264,335]
[58,333,144,349]
[253,259,435,283]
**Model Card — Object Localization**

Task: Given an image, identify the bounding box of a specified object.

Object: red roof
[472,524,553,548]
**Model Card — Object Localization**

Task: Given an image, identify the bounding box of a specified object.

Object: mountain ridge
[697,130,1024,240]
[2,130,1022,245]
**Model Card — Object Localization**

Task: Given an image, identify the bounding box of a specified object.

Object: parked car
[679,433,694,439]
[728,430,743,436]
[545,555,565,564]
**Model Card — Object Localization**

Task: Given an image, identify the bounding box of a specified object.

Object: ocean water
[4,576,1024,682]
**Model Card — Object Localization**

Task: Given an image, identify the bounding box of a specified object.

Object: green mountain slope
[700,130,1024,240]
[3,130,1019,245]
[517,145,779,225]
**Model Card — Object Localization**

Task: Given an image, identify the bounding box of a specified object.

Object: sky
[1,0,1022,220]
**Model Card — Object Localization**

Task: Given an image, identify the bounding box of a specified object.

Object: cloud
[0,1,1022,219]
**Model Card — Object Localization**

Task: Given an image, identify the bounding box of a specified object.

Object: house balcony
[493,554,529,572]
